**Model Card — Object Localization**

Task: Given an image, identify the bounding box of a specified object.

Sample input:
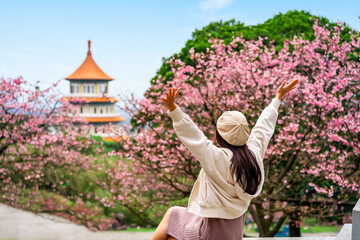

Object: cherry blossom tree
[103,21,360,236]
[0,77,112,229]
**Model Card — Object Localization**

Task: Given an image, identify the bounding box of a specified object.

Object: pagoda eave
[86,116,125,123]
[65,77,113,81]
[102,136,127,142]
[61,97,119,103]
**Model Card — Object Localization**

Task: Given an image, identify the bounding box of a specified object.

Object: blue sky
[1,0,360,98]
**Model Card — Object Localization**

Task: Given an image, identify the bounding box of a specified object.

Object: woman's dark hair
[216,130,261,195]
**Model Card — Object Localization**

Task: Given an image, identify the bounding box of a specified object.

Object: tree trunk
[249,202,287,237]
[289,211,301,237]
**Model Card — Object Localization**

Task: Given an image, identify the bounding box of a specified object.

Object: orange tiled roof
[86,116,125,123]
[65,40,113,81]
[102,136,127,142]
[61,96,119,103]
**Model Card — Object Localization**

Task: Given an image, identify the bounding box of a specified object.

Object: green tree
[150,10,354,88]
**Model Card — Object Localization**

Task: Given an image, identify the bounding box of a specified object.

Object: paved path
[0,203,153,240]
[0,203,337,240]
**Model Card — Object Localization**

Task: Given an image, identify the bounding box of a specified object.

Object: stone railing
[336,198,360,240]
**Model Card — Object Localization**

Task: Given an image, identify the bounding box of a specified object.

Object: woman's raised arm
[162,87,224,175]
[247,79,299,160]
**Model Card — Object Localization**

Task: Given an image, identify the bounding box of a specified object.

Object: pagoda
[62,40,125,136]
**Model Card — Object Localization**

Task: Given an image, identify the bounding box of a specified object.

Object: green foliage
[0,187,111,228]
[90,135,122,152]
[150,10,355,87]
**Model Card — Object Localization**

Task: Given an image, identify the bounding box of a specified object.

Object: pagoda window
[87,86,90,93]
[106,107,108,113]
[70,85,74,94]
[94,107,97,114]
[91,85,95,93]
[100,85,106,94]
[100,107,103,114]
[76,85,79,93]
[80,106,83,113]
[87,106,90,114]
[83,85,86,93]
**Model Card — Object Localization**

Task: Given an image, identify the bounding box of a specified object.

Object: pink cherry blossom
[103,21,360,234]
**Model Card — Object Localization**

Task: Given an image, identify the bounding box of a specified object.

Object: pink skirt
[166,206,245,240]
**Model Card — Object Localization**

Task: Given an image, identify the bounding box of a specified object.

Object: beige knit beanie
[216,111,250,146]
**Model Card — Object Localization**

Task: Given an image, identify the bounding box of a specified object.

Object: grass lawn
[301,225,340,233]
[243,222,340,236]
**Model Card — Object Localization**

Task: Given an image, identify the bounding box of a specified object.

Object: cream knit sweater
[168,97,281,219]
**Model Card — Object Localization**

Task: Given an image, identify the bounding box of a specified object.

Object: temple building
[61,40,125,136]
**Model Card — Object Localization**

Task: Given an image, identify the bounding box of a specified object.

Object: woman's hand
[162,87,180,112]
[276,79,299,100]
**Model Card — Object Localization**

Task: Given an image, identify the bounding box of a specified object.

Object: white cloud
[199,0,234,11]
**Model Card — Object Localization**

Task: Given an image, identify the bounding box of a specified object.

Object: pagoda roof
[102,136,127,142]
[65,40,113,81]
[61,96,119,103]
[86,116,125,123]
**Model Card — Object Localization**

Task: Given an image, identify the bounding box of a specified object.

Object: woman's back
[151,79,299,240]
[167,97,282,219]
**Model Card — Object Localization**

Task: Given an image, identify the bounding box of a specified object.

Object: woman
[151,79,299,240]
